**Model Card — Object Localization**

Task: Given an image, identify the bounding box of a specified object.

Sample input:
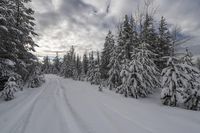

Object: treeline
[43,11,200,111]
[0,0,44,101]
[42,46,101,85]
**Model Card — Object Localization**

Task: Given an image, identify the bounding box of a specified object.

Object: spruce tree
[157,16,172,69]
[196,58,200,70]
[108,45,121,90]
[116,43,160,98]
[27,62,45,88]
[60,53,71,78]
[121,15,133,60]
[181,49,200,110]
[87,51,95,84]
[52,55,60,74]
[161,48,200,109]
[0,0,42,93]
[42,56,51,74]
[100,30,115,79]
[82,52,89,75]
[141,14,158,56]
[116,60,130,97]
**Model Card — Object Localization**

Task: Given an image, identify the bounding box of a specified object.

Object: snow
[0,74,200,133]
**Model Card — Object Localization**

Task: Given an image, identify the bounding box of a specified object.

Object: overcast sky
[30,0,200,58]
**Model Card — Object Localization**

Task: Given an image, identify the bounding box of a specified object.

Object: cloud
[31,0,200,57]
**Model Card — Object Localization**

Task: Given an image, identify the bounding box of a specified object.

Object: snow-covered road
[0,74,200,133]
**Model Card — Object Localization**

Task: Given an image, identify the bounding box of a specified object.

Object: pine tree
[116,60,130,97]
[181,49,200,110]
[130,15,139,48]
[161,57,183,106]
[87,51,95,84]
[141,14,158,55]
[117,27,126,63]
[93,52,101,85]
[42,56,51,74]
[116,42,160,98]
[161,48,200,109]
[76,55,82,79]
[93,64,101,85]
[121,15,133,60]
[82,52,89,75]
[27,62,45,88]
[157,16,172,69]
[60,53,71,78]
[108,45,121,90]
[196,58,200,70]
[52,55,60,74]
[100,30,115,79]
[0,0,40,90]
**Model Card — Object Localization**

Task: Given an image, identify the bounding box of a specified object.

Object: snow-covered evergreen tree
[100,30,115,79]
[87,51,95,84]
[76,55,82,80]
[52,55,61,74]
[121,15,133,60]
[93,64,101,85]
[161,52,200,109]
[196,58,200,70]
[161,57,184,106]
[60,53,71,78]
[108,45,121,90]
[157,16,172,69]
[116,60,130,97]
[82,52,89,75]
[181,49,200,110]
[42,56,52,74]
[116,42,160,98]
[27,62,45,88]
[0,0,42,92]
[93,52,101,85]
[1,76,19,101]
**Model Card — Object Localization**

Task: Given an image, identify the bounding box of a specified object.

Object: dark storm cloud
[31,0,200,57]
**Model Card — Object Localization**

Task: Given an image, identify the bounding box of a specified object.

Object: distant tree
[82,52,89,75]
[52,55,61,74]
[42,56,51,74]
[27,62,45,88]
[87,51,96,83]
[196,58,200,70]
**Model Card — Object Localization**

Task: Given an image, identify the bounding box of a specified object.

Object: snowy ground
[0,74,200,133]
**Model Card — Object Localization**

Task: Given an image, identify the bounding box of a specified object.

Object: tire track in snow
[8,77,52,133]
[60,82,94,133]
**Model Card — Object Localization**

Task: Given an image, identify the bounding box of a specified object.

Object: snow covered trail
[0,74,200,133]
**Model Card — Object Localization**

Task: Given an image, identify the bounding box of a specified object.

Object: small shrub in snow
[1,77,19,101]
[28,65,45,88]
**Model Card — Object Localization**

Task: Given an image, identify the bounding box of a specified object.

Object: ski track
[0,74,200,133]
[60,83,94,133]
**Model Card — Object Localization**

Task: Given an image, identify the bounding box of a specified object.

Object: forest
[1,0,200,113]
